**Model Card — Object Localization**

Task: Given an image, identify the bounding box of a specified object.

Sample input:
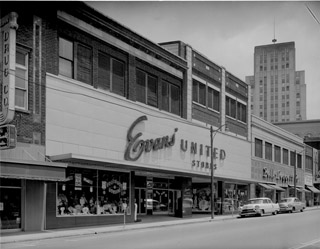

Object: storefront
[251,159,304,203]
[0,159,66,231]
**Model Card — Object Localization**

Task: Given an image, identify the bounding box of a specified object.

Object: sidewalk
[1,206,319,244]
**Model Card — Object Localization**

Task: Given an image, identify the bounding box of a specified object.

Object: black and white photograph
[1,1,320,248]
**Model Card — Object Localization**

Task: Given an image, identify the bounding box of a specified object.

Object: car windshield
[280,199,291,203]
[247,199,263,204]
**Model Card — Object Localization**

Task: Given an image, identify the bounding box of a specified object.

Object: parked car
[278,197,305,213]
[146,199,167,211]
[238,197,280,217]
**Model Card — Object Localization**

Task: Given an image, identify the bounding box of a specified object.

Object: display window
[0,179,22,230]
[57,168,130,216]
[192,183,217,212]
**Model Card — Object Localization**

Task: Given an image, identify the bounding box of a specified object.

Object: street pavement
[1,206,319,245]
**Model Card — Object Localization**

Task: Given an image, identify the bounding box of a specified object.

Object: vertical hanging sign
[0,12,18,125]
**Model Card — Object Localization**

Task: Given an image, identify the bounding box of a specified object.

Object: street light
[210,124,228,220]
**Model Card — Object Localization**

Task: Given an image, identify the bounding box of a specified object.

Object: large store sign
[124,116,178,161]
[262,167,296,185]
[124,116,226,170]
[181,140,226,169]
[0,12,18,125]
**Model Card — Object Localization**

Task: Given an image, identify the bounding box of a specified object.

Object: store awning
[288,185,310,193]
[306,185,320,194]
[259,183,275,190]
[270,185,285,191]
[0,159,67,182]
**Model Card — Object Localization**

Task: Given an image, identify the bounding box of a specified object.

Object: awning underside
[0,161,66,182]
[306,185,320,194]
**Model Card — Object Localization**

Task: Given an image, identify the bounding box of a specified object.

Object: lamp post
[294,150,297,197]
[210,124,227,220]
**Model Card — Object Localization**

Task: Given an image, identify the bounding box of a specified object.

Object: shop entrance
[0,179,22,231]
[135,188,146,215]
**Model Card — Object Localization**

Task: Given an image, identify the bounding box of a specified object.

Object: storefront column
[174,177,192,218]
[250,184,256,199]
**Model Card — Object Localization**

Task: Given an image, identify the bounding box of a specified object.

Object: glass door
[168,190,175,215]
[135,188,146,215]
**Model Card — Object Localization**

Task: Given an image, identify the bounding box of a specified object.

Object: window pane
[192,81,198,102]
[59,38,73,60]
[226,97,230,116]
[147,75,157,107]
[15,89,26,108]
[162,82,169,112]
[265,142,272,160]
[199,83,205,106]
[208,88,213,109]
[76,44,92,85]
[136,70,146,103]
[111,59,125,96]
[16,51,26,66]
[98,53,110,90]
[230,98,236,118]
[15,68,26,89]
[171,84,180,115]
[59,58,73,78]
[213,90,220,111]
[255,138,262,158]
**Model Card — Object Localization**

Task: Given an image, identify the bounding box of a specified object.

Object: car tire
[300,208,303,212]
[292,207,295,213]
[259,210,264,217]
[272,210,277,215]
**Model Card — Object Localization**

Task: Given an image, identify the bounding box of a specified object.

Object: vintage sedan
[279,197,306,213]
[239,197,280,217]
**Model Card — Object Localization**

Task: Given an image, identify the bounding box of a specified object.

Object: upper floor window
[237,102,247,123]
[207,87,220,111]
[274,145,281,163]
[283,148,289,165]
[59,37,73,78]
[15,49,29,110]
[290,151,296,167]
[162,81,180,116]
[136,69,157,107]
[59,37,92,85]
[265,142,272,161]
[226,96,236,118]
[297,154,302,169]
[255,138,263,158]
[192,79,206,106]
[98,52,125,96]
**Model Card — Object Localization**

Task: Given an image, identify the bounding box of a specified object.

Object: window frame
[162,80,181,116]
[136,69,158,108]
[255,138,263,158]
[15,48,29,110]
[97,51,126,97]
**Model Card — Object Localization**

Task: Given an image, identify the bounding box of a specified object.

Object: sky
[87,1,320,120]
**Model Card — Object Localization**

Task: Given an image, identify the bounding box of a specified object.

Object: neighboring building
[251,115,307,203]
[246,42,307,122]
[274,119,320,204]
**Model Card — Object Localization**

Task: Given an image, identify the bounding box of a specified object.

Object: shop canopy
[288,185,310,193]
[306,185,320,194]
[258,183,275,190]
[269,184,285,191]
[0,159,67,182]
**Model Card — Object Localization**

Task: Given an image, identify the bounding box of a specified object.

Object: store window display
[57,168,130,216]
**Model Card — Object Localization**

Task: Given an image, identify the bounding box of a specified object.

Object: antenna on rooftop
[272,17,277,44]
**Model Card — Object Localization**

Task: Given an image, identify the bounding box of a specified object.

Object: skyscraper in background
[246,42,307,123]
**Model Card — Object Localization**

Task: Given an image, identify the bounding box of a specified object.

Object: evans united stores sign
[124,115,226,170]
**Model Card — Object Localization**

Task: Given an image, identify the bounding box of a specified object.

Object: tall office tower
[246,42,307,122]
